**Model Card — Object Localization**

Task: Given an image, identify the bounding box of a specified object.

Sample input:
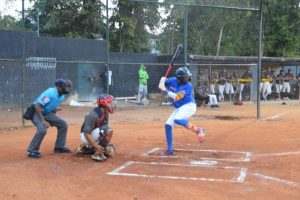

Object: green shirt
[139,64,149,85]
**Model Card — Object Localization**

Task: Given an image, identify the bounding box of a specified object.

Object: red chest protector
[94,107,108,128]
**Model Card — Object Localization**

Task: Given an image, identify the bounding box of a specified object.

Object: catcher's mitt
[105,144,116,158]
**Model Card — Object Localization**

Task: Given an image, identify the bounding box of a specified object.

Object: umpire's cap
[55,79,72,88]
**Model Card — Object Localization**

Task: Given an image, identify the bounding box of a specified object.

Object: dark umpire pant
[27,113,68,152]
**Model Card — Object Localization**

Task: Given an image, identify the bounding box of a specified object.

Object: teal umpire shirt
[33,87,65,115]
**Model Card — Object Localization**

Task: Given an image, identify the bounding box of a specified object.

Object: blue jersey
[165,77,195,108]
[33,87,64,115]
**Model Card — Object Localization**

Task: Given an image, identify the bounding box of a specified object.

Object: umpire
[27,79,72,158]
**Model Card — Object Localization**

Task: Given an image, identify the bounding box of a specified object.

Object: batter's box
[107,161,247,183]
[144,148,252,162]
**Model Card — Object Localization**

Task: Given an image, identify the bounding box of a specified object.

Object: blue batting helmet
[175,67,192,78]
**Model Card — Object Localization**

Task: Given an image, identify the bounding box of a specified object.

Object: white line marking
[249,172,298,187]
[236,168,247,183]
[176,148,250,154]
[143,147,161,156]
[190,160,218,166]
[119,161,243,169]
[262,112,285,120]
[107,161,246,183]
[253,151,300,157]
[144,148,252,162]
[244,152,253,161]
[107,161,133,174]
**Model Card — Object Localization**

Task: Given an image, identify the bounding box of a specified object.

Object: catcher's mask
[55,79,72,95]
[176,67,192,84]
[96,94,116,114]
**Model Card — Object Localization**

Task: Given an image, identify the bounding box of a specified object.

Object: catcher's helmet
[97,94,116,114]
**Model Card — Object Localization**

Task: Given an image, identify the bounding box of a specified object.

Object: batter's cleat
[75,146,95,156]
[91,153,107,162]
[54,146,71,153]
[197,128,206,143]
[161,150,175,156]
[27,150,41,158]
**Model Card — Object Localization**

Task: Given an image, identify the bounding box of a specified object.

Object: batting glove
[158,77,166,91]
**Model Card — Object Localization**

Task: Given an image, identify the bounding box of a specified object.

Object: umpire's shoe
[27,150,41,158]
[54,146,71,153]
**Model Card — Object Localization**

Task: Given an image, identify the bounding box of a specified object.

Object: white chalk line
[142,147,161,156]
[236,168,248,183]
[107,161,246,183]
[190,160,218,166]
[249,172,298,187]
[144,147,252,162]
[109,148,299,187]
[262,112,286,121]
[253,151,300,157]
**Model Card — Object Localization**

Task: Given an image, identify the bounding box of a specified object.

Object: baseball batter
[158,67,205,156]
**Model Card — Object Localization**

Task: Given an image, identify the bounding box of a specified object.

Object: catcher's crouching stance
[75,94,116,162]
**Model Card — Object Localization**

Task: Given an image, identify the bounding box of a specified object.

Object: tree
[0,15,20,30]
[26,0,105,39]
[263,0,300,56]
[157,0,300,57]
[109,0,160,52]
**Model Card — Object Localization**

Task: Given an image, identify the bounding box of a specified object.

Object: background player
[158,67,205,156]
[282,68,294,100]
[218,69,227,101]
[195,81,219,108]
[137,64,149,105]
[239,68,252,101]
[75,94,116,162]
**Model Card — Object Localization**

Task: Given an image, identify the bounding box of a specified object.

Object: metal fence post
[21,0,25,126]
[184,3,188,67]
[257,0,263,119]
[106,0,110,94]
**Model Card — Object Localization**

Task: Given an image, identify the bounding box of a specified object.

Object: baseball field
[0,102,300,200]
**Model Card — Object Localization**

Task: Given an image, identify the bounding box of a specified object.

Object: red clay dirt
[0,103,300,200]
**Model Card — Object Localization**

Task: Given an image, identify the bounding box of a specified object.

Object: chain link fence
[1,0,300,129]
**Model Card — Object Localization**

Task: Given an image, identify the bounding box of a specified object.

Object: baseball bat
[164,44,183,77]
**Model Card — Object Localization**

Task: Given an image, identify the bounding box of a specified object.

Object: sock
[174,119,202,134]
[186,121,202,133]
[165,124,173,152]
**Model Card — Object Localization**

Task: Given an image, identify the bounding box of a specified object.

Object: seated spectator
[195,92,219,108]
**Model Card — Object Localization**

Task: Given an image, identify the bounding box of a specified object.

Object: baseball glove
[105,143,116,158]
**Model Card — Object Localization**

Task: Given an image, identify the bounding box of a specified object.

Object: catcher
[75,94,116,162]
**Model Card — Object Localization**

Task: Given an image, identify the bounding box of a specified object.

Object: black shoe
[210,105,215,108]
[215,105,220,107]
[75,146,95,156]
[54,147,71,153]
[27,151,41,158]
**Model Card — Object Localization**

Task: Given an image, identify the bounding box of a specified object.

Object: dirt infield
[0,103,300,200]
